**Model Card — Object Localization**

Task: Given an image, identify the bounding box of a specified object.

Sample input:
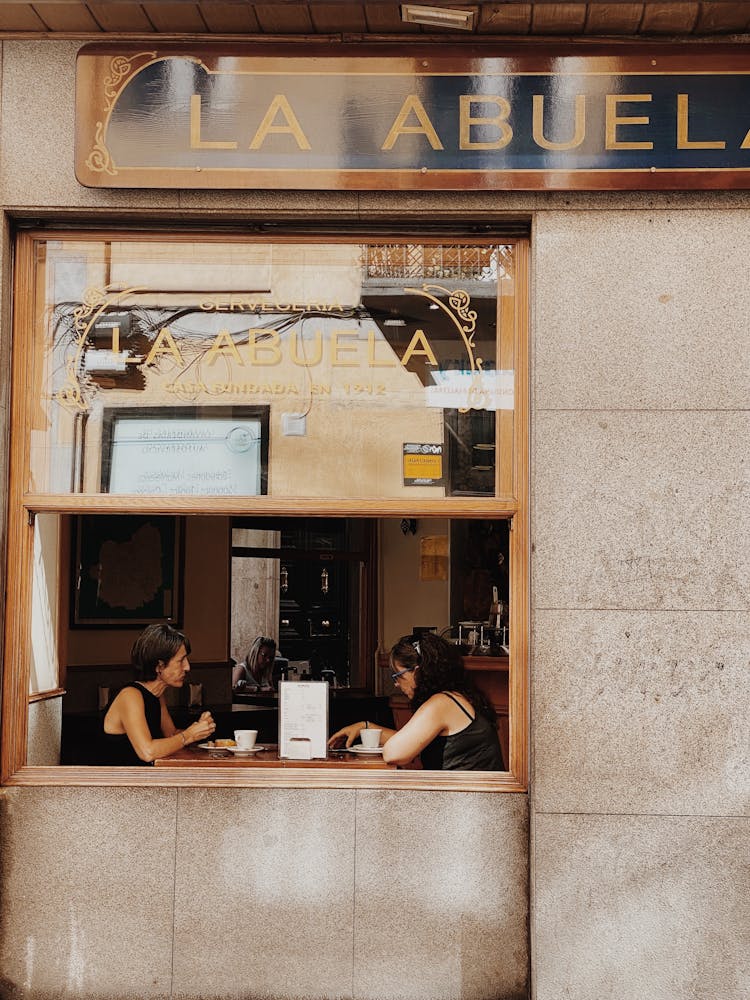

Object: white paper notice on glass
[278,681,329,759]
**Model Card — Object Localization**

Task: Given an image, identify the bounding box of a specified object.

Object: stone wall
[531,210,750,1000]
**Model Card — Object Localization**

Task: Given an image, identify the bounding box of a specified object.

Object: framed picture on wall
[71,515,183,628]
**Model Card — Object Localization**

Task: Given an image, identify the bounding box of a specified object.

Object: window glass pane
[30,239,515,499]
[30,513,62,695]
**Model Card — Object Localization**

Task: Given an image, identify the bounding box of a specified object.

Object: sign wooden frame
[75,42,750,192]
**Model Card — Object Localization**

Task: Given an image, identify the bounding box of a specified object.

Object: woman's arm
[106,688,215,763]
[158,701,215,742]
[328,720,397,749]
[231,661,246,689]
[380,697,449,766]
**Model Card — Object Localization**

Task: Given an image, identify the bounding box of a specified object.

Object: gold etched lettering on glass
[143,328,184,368]
[246,330,282,365]
[290,330,323,368]
[400,330,439,367]
[331,331,360,367]
[404,284,484,412]
[56,286,143,412]
[204,330,245,366]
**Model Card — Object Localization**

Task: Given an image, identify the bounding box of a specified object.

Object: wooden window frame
[2,229,529,791]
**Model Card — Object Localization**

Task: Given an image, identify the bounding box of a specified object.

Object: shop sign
[75,44,750,192]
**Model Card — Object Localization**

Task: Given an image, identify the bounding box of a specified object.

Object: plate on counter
[346,745,384,755]
[226,745,266,755]
[197,741,235,751]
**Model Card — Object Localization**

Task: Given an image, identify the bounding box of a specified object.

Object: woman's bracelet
[180,731,187,746]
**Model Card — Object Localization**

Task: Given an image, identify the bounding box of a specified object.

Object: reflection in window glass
[32,240,515,499]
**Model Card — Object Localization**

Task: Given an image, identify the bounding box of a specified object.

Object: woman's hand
[328,721,365,749]
[183,711,216,745]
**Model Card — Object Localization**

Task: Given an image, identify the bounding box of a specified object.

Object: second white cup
[234,729,258,750]
[360,727,382,749]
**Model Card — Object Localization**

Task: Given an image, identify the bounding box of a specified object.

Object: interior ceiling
[0,1,749,39]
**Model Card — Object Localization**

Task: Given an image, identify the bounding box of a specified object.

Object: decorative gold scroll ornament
[405,284,486,412]
[56,286,143,413]
[85,52,157,176]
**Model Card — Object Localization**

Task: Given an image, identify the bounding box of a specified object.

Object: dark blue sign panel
[75,45,750,190]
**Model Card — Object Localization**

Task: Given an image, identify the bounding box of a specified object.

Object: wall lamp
[401,4,476,31]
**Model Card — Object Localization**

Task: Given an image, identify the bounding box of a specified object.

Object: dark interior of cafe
[51,513,510,768]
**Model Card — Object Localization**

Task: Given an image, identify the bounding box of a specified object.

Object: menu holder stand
[278,680,329,759]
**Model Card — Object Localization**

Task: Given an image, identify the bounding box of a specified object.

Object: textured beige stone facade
[0,40,748,1000]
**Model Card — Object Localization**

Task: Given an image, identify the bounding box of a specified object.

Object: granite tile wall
[0,786,528,1000]
[531,210,750,1000]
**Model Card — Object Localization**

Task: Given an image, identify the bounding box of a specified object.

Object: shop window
[3,232,528,791]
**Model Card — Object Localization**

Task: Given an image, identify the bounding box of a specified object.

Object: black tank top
[101,682,162,766]
[419,693,505,771]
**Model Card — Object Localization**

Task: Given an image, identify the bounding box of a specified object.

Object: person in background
[232,636,276,693]
[101,623,215,765]
[328,631,504,770]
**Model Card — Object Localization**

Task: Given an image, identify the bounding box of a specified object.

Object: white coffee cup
[234,729,258,750]
[360,727,382,749]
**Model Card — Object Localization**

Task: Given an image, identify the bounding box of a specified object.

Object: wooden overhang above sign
[75,43,750,192]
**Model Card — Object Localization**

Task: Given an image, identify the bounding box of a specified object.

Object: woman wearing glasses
[328,632,504,770]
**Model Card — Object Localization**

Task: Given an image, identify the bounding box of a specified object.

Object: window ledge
[5,764,527,792]
[28,688,65,703]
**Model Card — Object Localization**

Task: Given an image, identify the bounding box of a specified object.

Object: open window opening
[28,511,511,773]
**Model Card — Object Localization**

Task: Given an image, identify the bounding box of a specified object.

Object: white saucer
[227,745,265,755]
[346,745,384,755]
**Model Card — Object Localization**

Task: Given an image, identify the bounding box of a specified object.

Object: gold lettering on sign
[459,95,513,150]
[290,330,323,367]
[331,331,359,367]
[532,94,586,151]
[248,95,311,150]
[401,329,438,367]
[676,94,726,150]
[246,330,282,365]
[190,95,239,150]
[143,327,184,367]
[605,94,653,150]
[381,95,444,151]
[367,329,398,367]
[205,330,244,367]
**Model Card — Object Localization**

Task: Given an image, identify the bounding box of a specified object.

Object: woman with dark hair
[232,636,276,692]
[328,632,504,770]
[101,623,216,765]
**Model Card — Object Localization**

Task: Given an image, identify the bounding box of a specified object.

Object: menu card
[278,680,329,759]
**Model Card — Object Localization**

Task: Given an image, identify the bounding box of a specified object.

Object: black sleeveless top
[420,693,505,771]
[101,682,162,766]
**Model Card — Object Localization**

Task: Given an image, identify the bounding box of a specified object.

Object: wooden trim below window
[28,687,65,703]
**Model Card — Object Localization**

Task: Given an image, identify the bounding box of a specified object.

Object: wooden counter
[155,744,395,769]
